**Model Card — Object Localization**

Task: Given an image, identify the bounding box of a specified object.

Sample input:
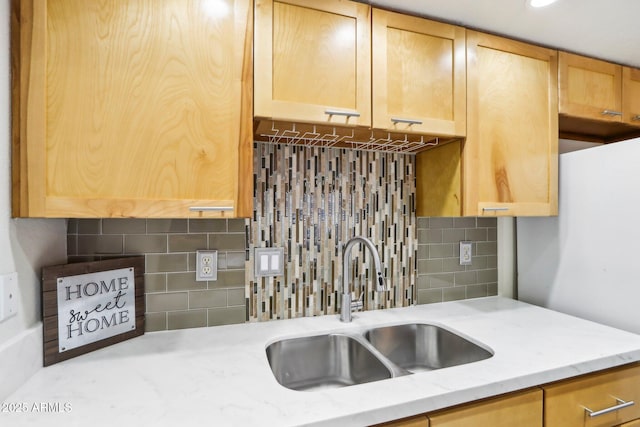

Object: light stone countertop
[4,297,640,427]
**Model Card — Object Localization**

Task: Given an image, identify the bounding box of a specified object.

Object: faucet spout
[340,236,386,322]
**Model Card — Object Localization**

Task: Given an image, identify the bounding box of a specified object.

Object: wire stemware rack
[254,120,457,154]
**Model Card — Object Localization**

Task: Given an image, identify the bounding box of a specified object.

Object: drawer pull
[482,207,509,212]
[324,109,361,118]
[584,398,635,418]
[632,115,640,121]
[601,109,623,117]
[391,117,423,126]
[189,206,234,211]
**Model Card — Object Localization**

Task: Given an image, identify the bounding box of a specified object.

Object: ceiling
[368,0,640,67]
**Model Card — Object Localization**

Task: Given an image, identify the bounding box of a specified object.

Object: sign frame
[41,257,145,366]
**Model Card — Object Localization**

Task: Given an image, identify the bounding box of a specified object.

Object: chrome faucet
[340,236,386,322]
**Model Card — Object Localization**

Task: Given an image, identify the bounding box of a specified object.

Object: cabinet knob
[601,110,623,117]
[632,115,640,121]
[584,398,635,418]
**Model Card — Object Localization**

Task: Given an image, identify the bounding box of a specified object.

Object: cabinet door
[544,364,640,427]
[13,0,253,218]
[559,52,623,122]
[372,9,465,137]
[623,66,640,126]
[254,0,371,126]
[464,31,558,217]
[429,389,542,427]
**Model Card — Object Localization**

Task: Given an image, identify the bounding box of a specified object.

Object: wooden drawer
[618,419,640,427]
[375,415,428,427]
[428,388,542,427]
[544,364,640,427]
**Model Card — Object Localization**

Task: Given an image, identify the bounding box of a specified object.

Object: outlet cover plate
[196,250,218,282]
[254,248,284,277]
[0,272,18,322]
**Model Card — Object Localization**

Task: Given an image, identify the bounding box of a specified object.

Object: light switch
[270,253,279,270]
[260,254,270,272]
[254,248,284,277]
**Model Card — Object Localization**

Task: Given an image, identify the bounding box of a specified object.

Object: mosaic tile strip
[248,143,417,321]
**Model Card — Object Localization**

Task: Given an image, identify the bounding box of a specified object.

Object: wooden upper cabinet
[464,31,558,217]
[417,32,558,217]
[254,0,371,126]
[12,0,253,218]
[372,9,466,137]
[623,66,640,125]
[559,52,623,122]
[557,52,640,141]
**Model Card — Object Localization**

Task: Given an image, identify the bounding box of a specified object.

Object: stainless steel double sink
[266,323,493,391]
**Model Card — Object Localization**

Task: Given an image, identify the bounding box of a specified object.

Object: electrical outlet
[459,241,472,266]
[0,272,18,323]
[196,250,218,281]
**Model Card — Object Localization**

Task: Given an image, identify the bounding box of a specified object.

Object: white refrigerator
[517,138,640,335]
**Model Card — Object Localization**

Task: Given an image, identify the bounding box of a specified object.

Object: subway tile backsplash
[416,217,498,304]
[66,148,499,331]
[67,218,248,332]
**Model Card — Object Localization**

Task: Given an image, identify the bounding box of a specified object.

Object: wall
[517,138,640,334]
[0,0,67,400]
[416,217,498,303]
[67,219,248,332]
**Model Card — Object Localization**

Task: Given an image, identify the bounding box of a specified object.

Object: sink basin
[364,323,493,373]
[266,333,393,391]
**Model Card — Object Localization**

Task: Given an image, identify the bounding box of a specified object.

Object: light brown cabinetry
[558,52,640,142]
[377,389,542,427]
[429,389,542,427]
[559,52,623,122]
[620,420,640,427]
[12,0,253,218]
[377,364,640,427]
[371,9,466,137]
[623,67,640,125]
[254,0,465,149]
[543,364,640,427]
[254,0,371,127]
[377,415,428,427]
[417,31,558,217]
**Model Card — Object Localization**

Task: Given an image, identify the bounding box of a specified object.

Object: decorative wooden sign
[42,257,145,366]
